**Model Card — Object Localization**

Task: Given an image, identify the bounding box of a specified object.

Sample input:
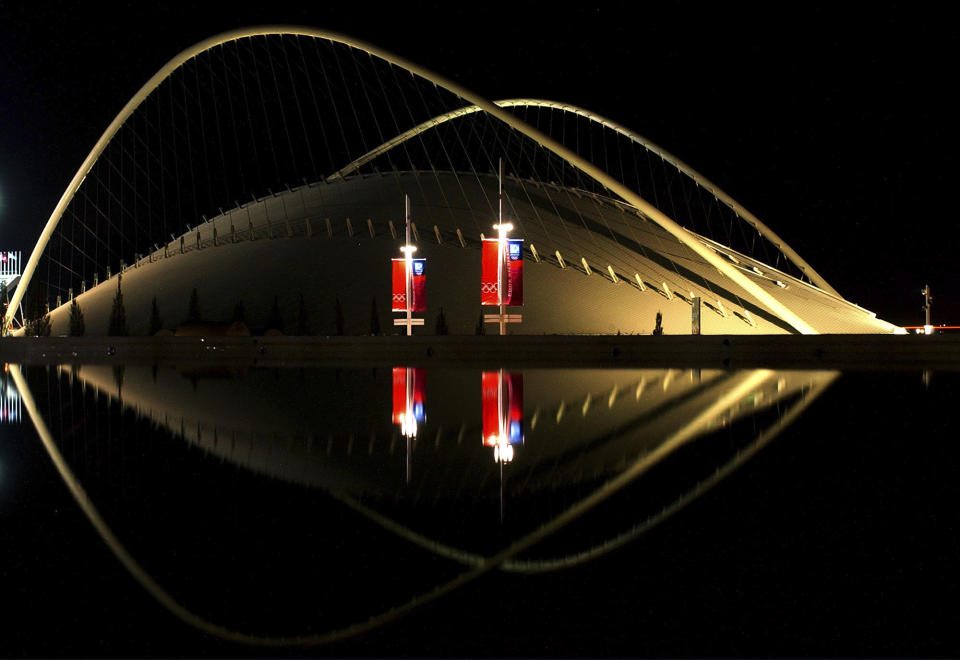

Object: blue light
[414,401,425,422]
[509,420,523,444]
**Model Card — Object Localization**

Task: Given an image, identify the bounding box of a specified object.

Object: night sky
[1,2,957,326]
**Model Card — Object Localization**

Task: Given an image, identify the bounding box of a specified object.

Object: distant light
[924,324,934,335]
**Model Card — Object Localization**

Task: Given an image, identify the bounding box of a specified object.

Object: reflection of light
[494,443,514,463]
[399,413,417,439]
[1,375,20,424]
[893,327,908,335]
[509,420,522,444]
[413,401,425,423]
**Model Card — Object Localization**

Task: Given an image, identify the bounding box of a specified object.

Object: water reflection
[1,364,21,423]
[8,363,836,647]
[482,370,523,464]
[392,366,425,483]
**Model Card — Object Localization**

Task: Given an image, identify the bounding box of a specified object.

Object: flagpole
[406,367,413,482]
[498,158,506,336]
[405,194,413,337]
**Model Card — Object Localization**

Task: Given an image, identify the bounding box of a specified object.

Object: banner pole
[405,195,413,337]
[498,158,506,336]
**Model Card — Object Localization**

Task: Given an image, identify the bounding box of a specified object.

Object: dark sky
[0,2,956,326]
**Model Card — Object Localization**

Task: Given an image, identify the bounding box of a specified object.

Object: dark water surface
[1,364,957,657]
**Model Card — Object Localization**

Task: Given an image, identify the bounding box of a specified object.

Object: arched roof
[5,27,838,335]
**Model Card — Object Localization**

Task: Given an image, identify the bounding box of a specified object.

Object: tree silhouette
[69,299,86,336]
[266,295,284,333]
[186,287,201,323]
[435,306,449,335]
[652,311,664,336]
[475,310,486,335]
[369,296,381,335]
[0,282,8,323]
[24,282,51,336]
[334,297,345,335]
[296,293,309,335]
[232,300,246,324]
[148,296,162,335]
[108,277,129,336]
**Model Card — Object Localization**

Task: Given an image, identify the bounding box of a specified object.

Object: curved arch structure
[329,98,841,299]
[6,26,824,335]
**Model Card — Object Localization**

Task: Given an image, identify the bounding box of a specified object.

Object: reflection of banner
[505,238,523,306]
[391,259,406,312]
[481,371,500,444]
[391,258,426,312]
[392,367,406,424]
[392,367,426,425]
[505,371,523,444]
[411,259,426,313]
[481,239,499,305]
[481,370,523,447]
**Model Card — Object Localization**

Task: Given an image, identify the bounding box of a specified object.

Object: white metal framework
[6,27,826,334]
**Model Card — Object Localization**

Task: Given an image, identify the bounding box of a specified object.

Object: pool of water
[1,364,958,656]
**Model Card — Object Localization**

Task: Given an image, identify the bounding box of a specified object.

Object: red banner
[481,238,522,306]
[391,259,406,312]
[392,258,426,313]
[505,239,523,306]
[481,239,500,306]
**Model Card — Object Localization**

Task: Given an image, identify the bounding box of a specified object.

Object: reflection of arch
[329,98,840,299]
[57,362,833,575]
[7,363,511,646]
[11,362,831,645]
[5,27,817,335]
[335,370,836,573]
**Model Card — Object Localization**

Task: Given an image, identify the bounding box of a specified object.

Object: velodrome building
[5,28,900,337]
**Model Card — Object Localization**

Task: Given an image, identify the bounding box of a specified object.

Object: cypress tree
[435,306,449,335]
[369,296,381,335]
[266,295,284,333]
[24,282,51,336]
[296,293,309,335]
[334,297,345,335]
[108,277,128,336]
[69,299,86,336]
[653,311,664,336]
[186,287,201,323]
[148,296,162,335]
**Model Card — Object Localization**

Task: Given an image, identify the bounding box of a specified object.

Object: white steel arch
[5,26,818,334]
[329,98,841,299]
